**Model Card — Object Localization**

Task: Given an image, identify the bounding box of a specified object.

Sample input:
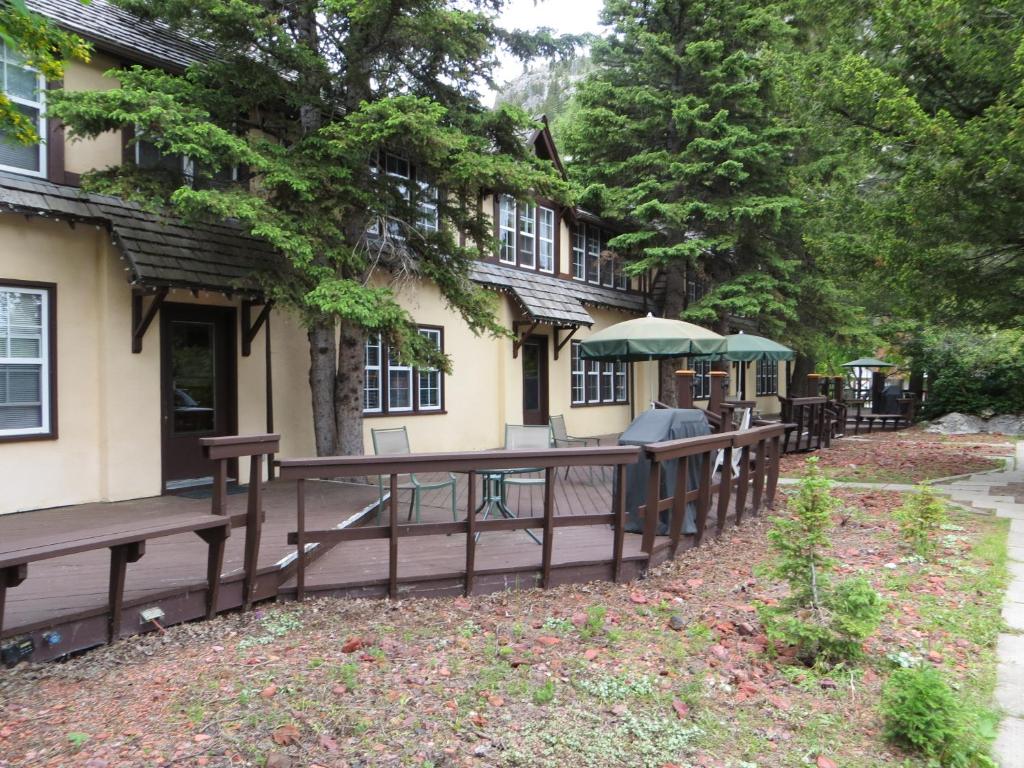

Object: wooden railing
[639,423,784,554]
[278,446,640,600]
[778,395,833,452]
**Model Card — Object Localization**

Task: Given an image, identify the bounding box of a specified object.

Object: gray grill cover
[617,409,710,535]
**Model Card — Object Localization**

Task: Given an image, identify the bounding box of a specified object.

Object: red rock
[259,685,278,699]
[927,651,944,664]
[630,593,649,604]
[816,756,838,768]
[584,648,600,660]
[536,636,561,646]
[672,699,690,719]
[341,638,365,654]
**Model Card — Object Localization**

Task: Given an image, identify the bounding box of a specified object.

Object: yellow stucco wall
[61,55,123,175]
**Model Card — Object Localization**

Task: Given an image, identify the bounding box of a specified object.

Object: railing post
[716,444,732,535]
[212,458,228,516]
[675,369,695,409]
[695,448,713,546]
[242,453,263,610]
[708,371,728,424]
[465,471,476,597]
[295,478,306,602]
[613,464,627,582]
[388,473,398,600]
[669,456,689,558]
[735,442,751,524]
[766,434,781,508]
[108,541,144,643]
[752,436,767,514]
[541,467,555,588]
[806,373,823,397]
[642,459,662,554]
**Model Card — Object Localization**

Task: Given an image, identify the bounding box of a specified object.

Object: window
[0,282,54,439]
[498,195,516,264]
[496,199,559,272]
[572,226,586,280]
[586,227,601,284]
[538,206,555,273]
[134,134,243,190]
[756,359,779,396]
[417,328,442,410]
[368,151,438,238]
[692,359,712,400]
[571,342,585,404]
[417,180,439,232]
[0,43,46,177]
[570,341,629,406]
[518,201,536,267]
[363,326,445,415]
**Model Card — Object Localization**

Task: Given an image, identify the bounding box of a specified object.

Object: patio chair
[371,427,457,524]
[501,424,552,497]
[549,414,602,481]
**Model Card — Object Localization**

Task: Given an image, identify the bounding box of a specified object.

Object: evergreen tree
[49,0,572,455]
[563,0,803,401]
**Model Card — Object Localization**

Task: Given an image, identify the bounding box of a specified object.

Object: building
[0,0,786,516]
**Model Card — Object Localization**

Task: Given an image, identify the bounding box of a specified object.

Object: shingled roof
[470,261,645,328]
[27,0,213,71]
[0,172,279,295]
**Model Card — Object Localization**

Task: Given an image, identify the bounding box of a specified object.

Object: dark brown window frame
[0,278,58,443]
[363,324,447,417]
[569,340,629,408]
[494,195,560,275]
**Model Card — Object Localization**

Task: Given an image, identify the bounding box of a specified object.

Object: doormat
[175,484,249,500]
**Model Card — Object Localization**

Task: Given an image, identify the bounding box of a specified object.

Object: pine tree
[49,0,572,455]
[563,0,803,400]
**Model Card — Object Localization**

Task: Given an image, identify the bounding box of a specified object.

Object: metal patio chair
[549,414,602,481]
[371,427,457,524]
[501,424,552,496]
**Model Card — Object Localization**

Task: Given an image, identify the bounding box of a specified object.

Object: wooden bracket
[131,288,168,353]
[241,299,272,357]
[553,326,578,360]
[511,321,538,359]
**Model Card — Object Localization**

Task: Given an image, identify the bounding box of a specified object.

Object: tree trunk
[335,319,366,456]
[657,261,688,406]
[790,353,815,395]
[308,317,338,456]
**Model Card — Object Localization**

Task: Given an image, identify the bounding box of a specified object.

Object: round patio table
[467,468,543,545]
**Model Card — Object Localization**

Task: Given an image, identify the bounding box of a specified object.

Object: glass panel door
[170,321,217,434]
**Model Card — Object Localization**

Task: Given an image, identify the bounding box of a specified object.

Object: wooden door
[521,335,549,425]
[161,304,236,488]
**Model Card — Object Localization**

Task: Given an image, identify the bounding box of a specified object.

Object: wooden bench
[0,514,231,644]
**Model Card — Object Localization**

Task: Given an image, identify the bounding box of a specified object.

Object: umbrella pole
[629,363,636,420]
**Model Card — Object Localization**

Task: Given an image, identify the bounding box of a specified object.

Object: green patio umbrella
[691,333,795,363]
[579,314,725,415]
[841,357,894,368]
[579,314,726,361]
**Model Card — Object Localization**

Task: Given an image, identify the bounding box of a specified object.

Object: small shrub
[532,679,556,705]
[580,605,607,639]
[881,666,996,767]
[895,486,948,557]
[758,458,885,663]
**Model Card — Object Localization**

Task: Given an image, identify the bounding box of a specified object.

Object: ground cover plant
[779,427,1008,483]
[0,476,1006,768]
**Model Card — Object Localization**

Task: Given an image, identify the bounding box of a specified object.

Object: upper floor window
[572,222,629,290]
[0,43,46,177]
[369,150,438,239]
[496,197,556,274]
[687,272,708,305]
[363,326,444,415]
[134,133,242,189]
[756,359,779,396]
[0,282,55,439]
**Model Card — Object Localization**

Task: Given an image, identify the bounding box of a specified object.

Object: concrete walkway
[934,441,1024,767]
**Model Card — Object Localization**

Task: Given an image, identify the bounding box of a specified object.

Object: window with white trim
[367,151,438,237]
[571,342,585,404]
[417,328,442,410]
[0,283,53,438]
[538,206,555,273]
[498,195,516,264]
[570,341,629,406]
[518,200,536,268]
[586,227,601,285]
[572,225,586,280]
[692,359,712,400]
[363,326,445,415]
[0,43,46,177]
[756,359,778,396]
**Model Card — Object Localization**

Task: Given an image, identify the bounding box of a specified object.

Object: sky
[490,0,607,101]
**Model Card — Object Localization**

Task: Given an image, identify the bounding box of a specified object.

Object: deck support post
[388,474,399,600]
[108,541,145,643]
[0,564,27,640]
[675,370,695,409]
[766,435,781,508]
[541,468,555,589]
[197,526,229,619]
[642,460,661,554]
[668,456,689,559]
[716,446,732,536]
[465,472,476,597]
[613,465,626,582]
[695,450,713,546]
[242,454,264,609]
[295,479,306,602]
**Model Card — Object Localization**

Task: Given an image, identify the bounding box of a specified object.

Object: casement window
[366,151,439,237]
[756,359,779,396]
[686,273,708,305]
[134,135,242,190]
[0,43,46,177]
[692,359,712,400]
[571,341,629,407]
[572,226,586,280]
[498,195,516,264]
[363,326,444,415]
[586,227,601,285]
[0,282,55,440]
[496,199,557,273]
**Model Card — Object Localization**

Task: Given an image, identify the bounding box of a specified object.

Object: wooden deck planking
[0,480,378,632]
